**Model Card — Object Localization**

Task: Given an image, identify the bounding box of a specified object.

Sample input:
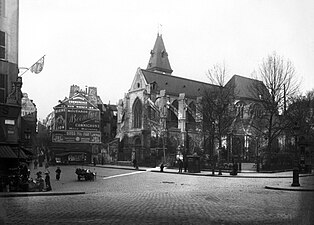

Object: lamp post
[184,121,189,172]
[212,121,215,175]
[291,122,300,187]
[256,136,260,172]
[183,99,189,172]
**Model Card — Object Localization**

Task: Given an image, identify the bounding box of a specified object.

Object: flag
[30,56,45,74]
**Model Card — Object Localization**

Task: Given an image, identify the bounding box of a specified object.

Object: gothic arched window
[235,101,245,118]
[133,98,142,128]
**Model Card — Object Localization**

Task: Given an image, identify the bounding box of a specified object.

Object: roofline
[141,68,219,88]
[53,92,99,110]
[232,74,263,83]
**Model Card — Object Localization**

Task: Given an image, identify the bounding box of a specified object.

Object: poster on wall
[54,107,66,130]
[67,109,100,131]
[52,130,101,143]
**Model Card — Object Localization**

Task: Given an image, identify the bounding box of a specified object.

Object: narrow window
[133,98,142,128]
[0,30,5,60]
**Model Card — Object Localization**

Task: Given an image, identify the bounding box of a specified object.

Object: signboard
[52,130,101,143]
[52,94,101,143]
[55,108,66,130]
[54,94,100,132]
[67,108,99,131]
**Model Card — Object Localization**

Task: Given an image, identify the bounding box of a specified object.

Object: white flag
[30,56,45,74]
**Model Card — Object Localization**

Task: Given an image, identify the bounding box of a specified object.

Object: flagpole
[19,55,46,76]
[19,67,30,76]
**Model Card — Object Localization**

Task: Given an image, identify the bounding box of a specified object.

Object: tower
[146,34,173,74]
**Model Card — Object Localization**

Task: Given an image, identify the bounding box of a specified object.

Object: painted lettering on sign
[52,130,101,143]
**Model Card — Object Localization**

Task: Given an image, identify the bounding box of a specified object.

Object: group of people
[34,171,50,191]
[32,161,62,192]
[159,158,187,173]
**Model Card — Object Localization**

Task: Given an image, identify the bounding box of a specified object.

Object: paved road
[1,165,313,225]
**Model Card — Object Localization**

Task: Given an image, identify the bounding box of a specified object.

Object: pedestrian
[178,158,183,173]
[133,158,138,169]
[21,164,29,182]
[44,170,52,191]
[34,160,38,169]
[55,167,61,181]
[35,171,45,191]
[93,158,96,166]
[184,158,188,172]
[160,163,164,172]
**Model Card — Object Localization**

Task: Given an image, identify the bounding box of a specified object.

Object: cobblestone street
[1,165,313,224]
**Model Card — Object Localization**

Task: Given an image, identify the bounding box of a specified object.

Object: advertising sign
[52,130,101,143]
[55,107,66,130]
[67,108,99,131]
[52,94,101,143]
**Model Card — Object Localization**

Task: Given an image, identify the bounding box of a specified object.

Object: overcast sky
[19,0,314,121]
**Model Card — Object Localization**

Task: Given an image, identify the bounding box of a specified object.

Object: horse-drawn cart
[75,168,96,181]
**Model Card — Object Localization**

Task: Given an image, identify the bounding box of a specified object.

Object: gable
[129,68,148,92]
[54,93,98,110]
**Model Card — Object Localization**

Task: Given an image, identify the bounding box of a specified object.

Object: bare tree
[199,62,235,171]
[207,62,227,86]
[286,89,314,138]
[252,52,300,162]
[259,52,299,113]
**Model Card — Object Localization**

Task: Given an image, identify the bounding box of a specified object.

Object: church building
[116,34,266,167]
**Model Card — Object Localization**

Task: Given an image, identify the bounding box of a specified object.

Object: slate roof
[225,75,268,100]
[141,69,218,98]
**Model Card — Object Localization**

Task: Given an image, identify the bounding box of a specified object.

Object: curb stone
[265,186,314,192]
[0,191,85,198]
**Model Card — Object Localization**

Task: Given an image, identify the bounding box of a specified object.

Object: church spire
[146,33,173,74]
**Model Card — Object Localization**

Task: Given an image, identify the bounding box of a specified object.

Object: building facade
[20,93,37,158]
[47,85,117,164]
[0,0,24,180]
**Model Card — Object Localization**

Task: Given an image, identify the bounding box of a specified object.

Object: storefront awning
[12,147,28,159]
[55,152,86,157]
[0,145,18,159]
[20,147,33,155]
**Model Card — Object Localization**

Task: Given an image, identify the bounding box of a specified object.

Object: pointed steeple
[146,34,173,74]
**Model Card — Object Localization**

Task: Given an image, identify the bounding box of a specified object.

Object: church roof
[225,75,268,100]
[146,34,173,74]
[141,69,218,98]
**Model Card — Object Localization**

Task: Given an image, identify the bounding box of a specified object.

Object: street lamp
[183,99,189,172]
[291,122,300,187]
[211,121,215,175]
[184,120,189,172]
